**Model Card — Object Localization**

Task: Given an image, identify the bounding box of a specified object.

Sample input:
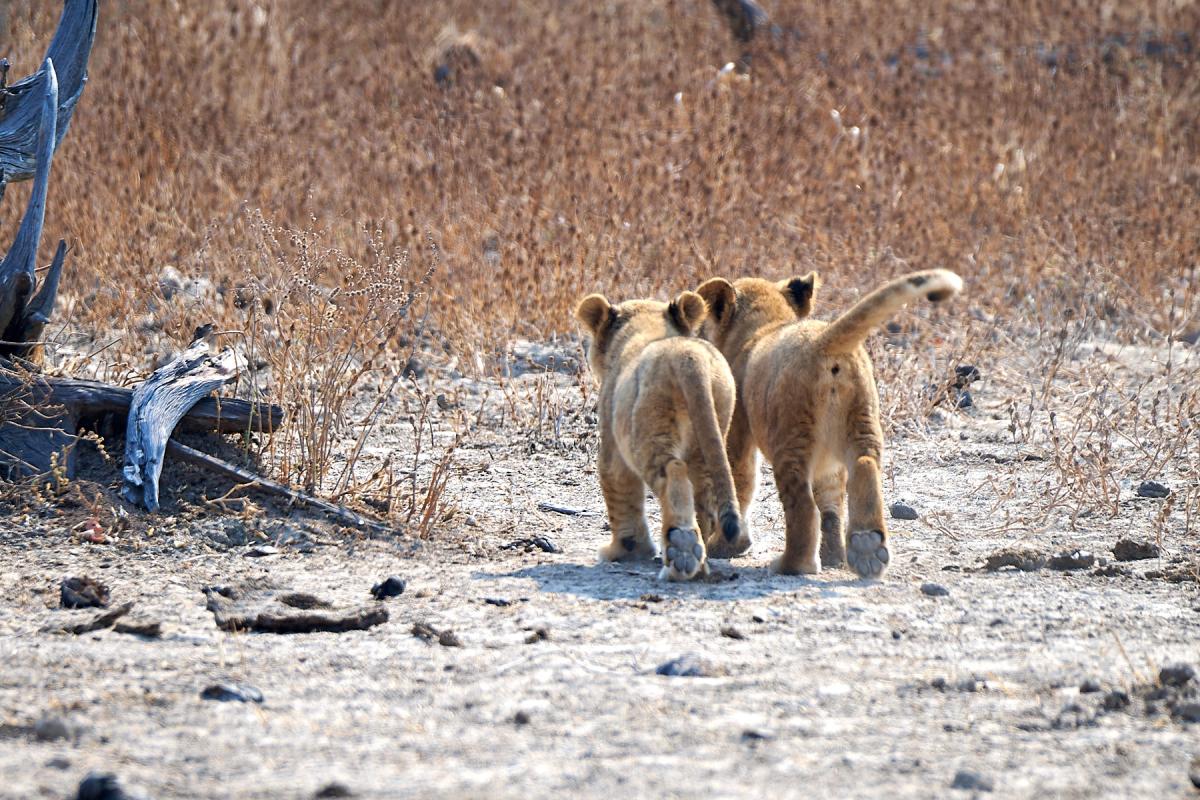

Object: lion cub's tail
[817,269,963,354]
[676,356,742,544]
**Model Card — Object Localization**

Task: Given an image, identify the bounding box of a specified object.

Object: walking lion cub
[575,290,743,581]
[696,269,963,578]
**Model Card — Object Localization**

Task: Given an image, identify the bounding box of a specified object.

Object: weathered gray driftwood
[122,339,245,511]
[0,0,99,191]
[0,60,60,357]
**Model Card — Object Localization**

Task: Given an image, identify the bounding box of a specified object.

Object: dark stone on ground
[655,654,723,677]
[33,716,71,742]
[500,535,561,554]
[1103,690,1130,711]
[113,618,162,638]
[512,711,531,725]
[201,683,264,703]
[1190,756,1200,789]
[370,576,407,600]
[1048,550,1095,570]
[412,622,461,647]
[60,576,109,608]
[524,628,550,644]
[920,582,950,597]
[1160,663,1195,687]
[484,597,511,607]
[1091,564,1130,577]
[44,602,134,635]
[889,502,919,521]
[741,728,774,741]
[954,365,982,386]
[1172,702,1200,723]
[75,772,137,800]
[721,626,746,640]
[1079,678,1102,694]
[314,783,355,798]
[956,390,974,409]
[951,770,994,792]
[1113,538,1160,561]
[1136,480,1170,498]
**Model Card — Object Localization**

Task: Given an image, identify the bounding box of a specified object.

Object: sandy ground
[1,372,1198,800]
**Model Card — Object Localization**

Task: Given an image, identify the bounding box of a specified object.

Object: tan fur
[697,269,963,577]
[575,290,743,581]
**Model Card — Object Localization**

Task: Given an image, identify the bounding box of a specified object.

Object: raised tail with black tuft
[817,269,963,354]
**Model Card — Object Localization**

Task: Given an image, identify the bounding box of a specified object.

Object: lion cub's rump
[575,291,743,581]
[697,269,963,578]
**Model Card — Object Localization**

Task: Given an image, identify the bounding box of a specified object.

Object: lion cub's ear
[575,294,613,335]
[778,271,819,318]
[667,291,707,334]
[696,278,736,326]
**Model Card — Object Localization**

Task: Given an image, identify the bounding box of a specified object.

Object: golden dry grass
[1,0,1198,527]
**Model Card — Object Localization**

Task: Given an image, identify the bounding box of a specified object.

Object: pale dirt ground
[1,362,1198,800]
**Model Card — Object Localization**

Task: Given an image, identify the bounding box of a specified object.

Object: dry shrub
[0,1,1196,533]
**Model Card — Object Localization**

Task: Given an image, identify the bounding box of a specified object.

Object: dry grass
[0,1,1197,533]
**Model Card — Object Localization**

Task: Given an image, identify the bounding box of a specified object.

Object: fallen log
[0,369,283,434]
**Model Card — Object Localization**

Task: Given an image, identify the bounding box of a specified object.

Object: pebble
[512,711,531,726]
[200,683,264,703]
[33,716,72,742]
[889,502,919,521]
[1160,663,1195,687]
[951,770,994,792]
[1136,480,1170,498]
[1172,703,1200,723]
[61,576,109,609]
[314,783,355,798]
[721,626,746,640]
[1103,690,1130,711]
[370,577,407,600]
[920,582,950,597]
[1190,756,1200,789]
[956,390,974,409]
[1079,678,1102,694]
[74,772,138,800]
[655,654,722,677]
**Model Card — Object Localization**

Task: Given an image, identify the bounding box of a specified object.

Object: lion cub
[696,269,963,578]
[575,290,743,581]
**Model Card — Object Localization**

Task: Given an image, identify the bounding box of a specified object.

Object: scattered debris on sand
[983,548,1046,572]
[203,582,388,634]
[60,576,109,608]
[1112,538,1159,562]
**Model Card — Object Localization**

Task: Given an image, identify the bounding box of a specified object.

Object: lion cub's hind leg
[597,452,656,563]
[652,460,708,581]
[815,469,847,568]
[768,451,821,576]
[844,452,890,579]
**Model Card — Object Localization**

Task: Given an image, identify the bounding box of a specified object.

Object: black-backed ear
[696,278,736,326]
[667,291,707,334]
[779,271,819,318]
[574,294,613,335]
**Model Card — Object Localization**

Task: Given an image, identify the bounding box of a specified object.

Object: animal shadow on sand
[478,559,873,602]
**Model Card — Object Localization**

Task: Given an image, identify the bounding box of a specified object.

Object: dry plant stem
[165,439,395,536]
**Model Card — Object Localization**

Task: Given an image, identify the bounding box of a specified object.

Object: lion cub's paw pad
[847,530,890,578]
[659,528,706,581]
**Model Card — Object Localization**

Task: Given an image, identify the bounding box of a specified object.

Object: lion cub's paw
[768,555,820,576]
[658,527,708,581]
[599,535,656,563]
[847,530,890,578]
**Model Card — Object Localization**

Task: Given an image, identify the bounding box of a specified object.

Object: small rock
[950,770,994,792]
[402,357,426,379]
[484,597,512,607]
[956,390,974,409]
[524,628,550,644]
[920,582,950,597]
[639,593,664,603]
[1172,702,1200,723]
[1136,480,1170,499]
[200,683,264,703]
[1113,539,1160,562]
[45,756,71,770]
[244,545,280,558]
[61,576,110,609]
[438,630,462,647]
[314,782,355,798]
[1047,550,1095,570]
[741,728,774,741]
[954,365,982,386]
[512,710,531,725]
[75,772,137,800]
[930,677,948,691]
[33,716,72,742]
[892,629,903,640]
[1103,690,1130,711]
[721,625,746,640]
[889,502,919,520]
[1079,678,1102,694]
[370,577,407,600]
[655,654,722,677]
[1160,663,1196,687]
[500,535,561,554]
[1190,756,1200,789]
[1091,564,1130,578]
